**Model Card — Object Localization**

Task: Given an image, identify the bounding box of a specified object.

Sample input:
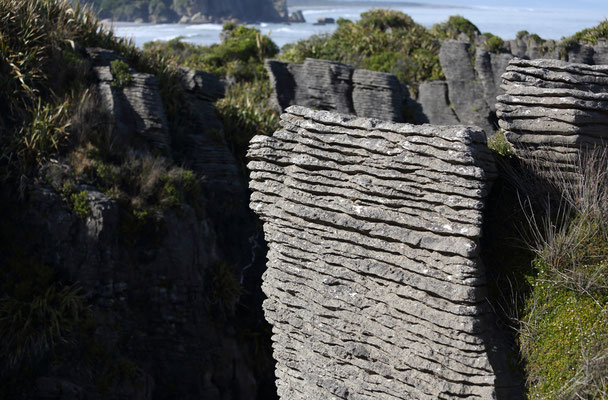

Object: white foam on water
[110,0,608,48]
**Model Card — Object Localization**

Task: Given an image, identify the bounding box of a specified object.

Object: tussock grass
[512,149,608,399]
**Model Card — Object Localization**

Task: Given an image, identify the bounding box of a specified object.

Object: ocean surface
[109,0,608,49]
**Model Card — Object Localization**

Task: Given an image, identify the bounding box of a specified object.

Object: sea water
[110,0,608,49]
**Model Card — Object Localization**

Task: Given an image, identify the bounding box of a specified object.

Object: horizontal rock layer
[420,38,608,135]
[266,59,405,122]
[496,58,608,173]
[248,106,521,399]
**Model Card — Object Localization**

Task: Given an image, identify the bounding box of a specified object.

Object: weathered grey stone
[289,9,305,23]
[417,81,459,124]
[86,48,170,152]
[475,48,513,112]
[265,58,406,122]
[440,40,495,134]
[265,60,297,113]
[593,39,608,65]
[352,69,404,122]
[248,106,523,400]
[175,67,244,194]
[177,66,225,101]
[496,58,608,171]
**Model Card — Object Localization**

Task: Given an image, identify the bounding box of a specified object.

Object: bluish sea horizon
[109,0,608,49]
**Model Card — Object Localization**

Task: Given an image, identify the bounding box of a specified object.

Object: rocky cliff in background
[265,59,407,122]
[416,36,608,135]
[247,106,523,399]
[496,58,608,177]
[88,0,287,23]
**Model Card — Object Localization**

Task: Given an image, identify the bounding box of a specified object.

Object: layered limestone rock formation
[27,48,272,399]
[248,106,523,399]
[87,48,170,151]
[418,37,608,134]
[265,59,405,122]
[496,58,608,174]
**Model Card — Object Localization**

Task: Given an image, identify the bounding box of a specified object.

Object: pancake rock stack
[87,48,171,152]
[265,59,406,122]
[248,106,523,399]
[496,58,608,175]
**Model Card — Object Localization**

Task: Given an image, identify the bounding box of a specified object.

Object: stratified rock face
[265,59,405,122]
[87,48,170,152]
[417,81,459,124]
[248,106,522,399]
[421,36,608,132]
[440,41,494,134]
[352,69,404,122]
[496,58,608,174]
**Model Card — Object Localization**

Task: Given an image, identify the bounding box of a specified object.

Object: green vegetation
[431,15,481,41]
[486,149,608,399]
[568,19,608,45]
[70,190,91,217]
[281,10,446,86]
[487,130,515,158]
[85,0,178,22]
[483,34,506,53]
[144,24,281,168]
[110,59,133,87]
[0,0,201,394]
[144,23,279,81]
[516,151,608,399]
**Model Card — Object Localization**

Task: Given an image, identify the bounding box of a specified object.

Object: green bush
[143,24,279,81]
[216,79,280,164]
[280,9,446,86]
[484,34,506,53]
[110,59,133,88]
[431,15,481,41]
[568,19,608,45]
[487,130,515,158]
[70,190,91,217]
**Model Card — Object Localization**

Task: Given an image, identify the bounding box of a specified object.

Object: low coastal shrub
[281,10,446,86]
[216,79,280,164]
[431,15,481,41]
[484,34,506,53]
[110,59,133,88]
[568,19,608,45]
[144,24,278,81]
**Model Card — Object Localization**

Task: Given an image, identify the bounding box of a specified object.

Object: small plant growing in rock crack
[70,190,91,217]
[110,60,133,88]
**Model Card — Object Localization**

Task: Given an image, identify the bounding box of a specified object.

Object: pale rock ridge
[496,58,608,175]
[248,106,523,399]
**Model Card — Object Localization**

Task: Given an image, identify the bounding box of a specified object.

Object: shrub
[568,19,608,45]
[431,15,481,41]
[487,130,515,158]
[110,59,133,88]
[484,34,506,53]
[70,190,91,217]
[143,24,279,81]
[215,79,280,166]
[20,99,71,164]
[280,9,445,87]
